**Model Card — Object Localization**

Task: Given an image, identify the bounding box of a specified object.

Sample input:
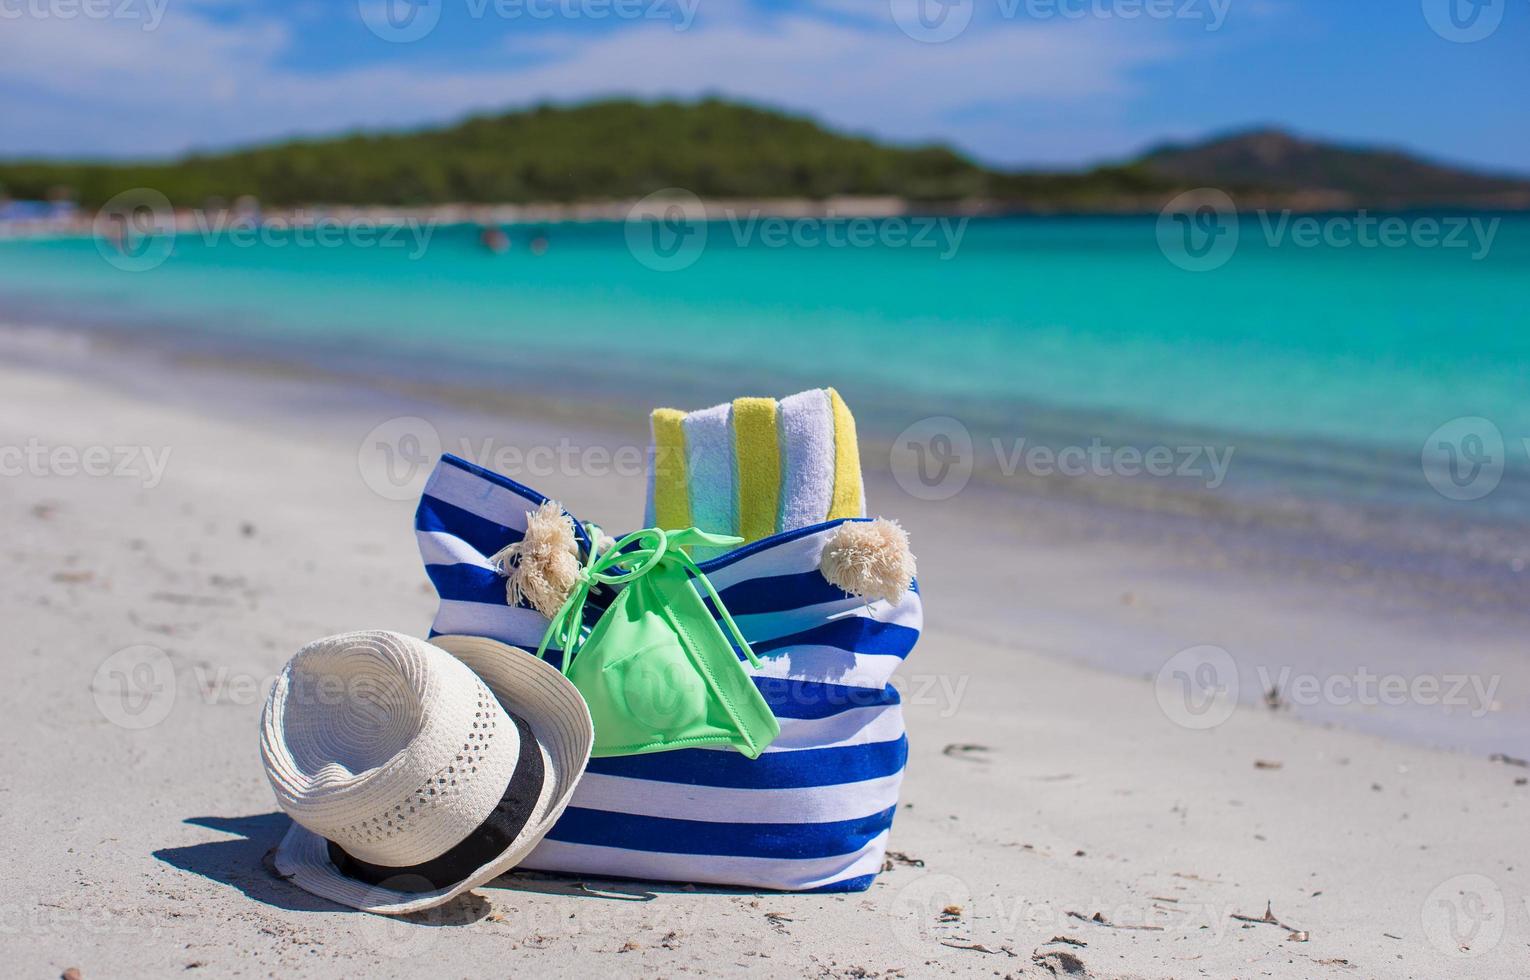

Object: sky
[0,0,1526,174]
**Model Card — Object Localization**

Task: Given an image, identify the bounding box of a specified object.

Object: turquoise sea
[2,213,1528,533]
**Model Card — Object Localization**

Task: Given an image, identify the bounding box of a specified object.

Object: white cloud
[0,5,1176,165]
[500,15,1170,128]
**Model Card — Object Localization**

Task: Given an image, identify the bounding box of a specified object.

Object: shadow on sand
[152,813,492,924]
[154,814,754,923]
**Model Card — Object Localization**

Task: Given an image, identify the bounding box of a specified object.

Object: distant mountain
[1,102,1525,211]
[1140,128,1530,209]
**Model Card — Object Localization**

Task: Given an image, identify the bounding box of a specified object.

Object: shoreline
[4,317,1528,760]
[6,195,1530,242]
[2,347,1526,978]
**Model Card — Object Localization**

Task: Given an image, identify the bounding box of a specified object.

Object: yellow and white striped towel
[645,388,865,555]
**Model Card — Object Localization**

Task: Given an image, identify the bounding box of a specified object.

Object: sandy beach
[2,339,1527,979]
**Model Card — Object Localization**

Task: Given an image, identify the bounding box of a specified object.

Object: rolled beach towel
[647,387,865,554]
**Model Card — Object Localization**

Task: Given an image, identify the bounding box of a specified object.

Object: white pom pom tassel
[489,500,581,618]
[819,518,916,605]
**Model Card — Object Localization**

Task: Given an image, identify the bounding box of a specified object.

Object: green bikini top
[534,525,779,759]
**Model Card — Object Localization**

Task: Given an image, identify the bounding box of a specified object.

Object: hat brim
[271,635,592,915]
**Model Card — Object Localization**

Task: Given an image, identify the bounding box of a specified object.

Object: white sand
[2,353,1526,979]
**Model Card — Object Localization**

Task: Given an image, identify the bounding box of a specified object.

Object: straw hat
[260,630,592,915]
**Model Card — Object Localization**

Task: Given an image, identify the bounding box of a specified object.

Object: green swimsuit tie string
[533,521,779,757]
[535,525,762,674]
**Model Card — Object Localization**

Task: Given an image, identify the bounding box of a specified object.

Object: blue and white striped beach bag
[415,454,921,892]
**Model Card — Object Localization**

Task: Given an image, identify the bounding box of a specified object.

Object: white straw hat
[260,630,592,915]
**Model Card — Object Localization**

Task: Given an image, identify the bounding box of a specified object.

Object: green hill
[0,98,1160,209]
[1,99,1524,211]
